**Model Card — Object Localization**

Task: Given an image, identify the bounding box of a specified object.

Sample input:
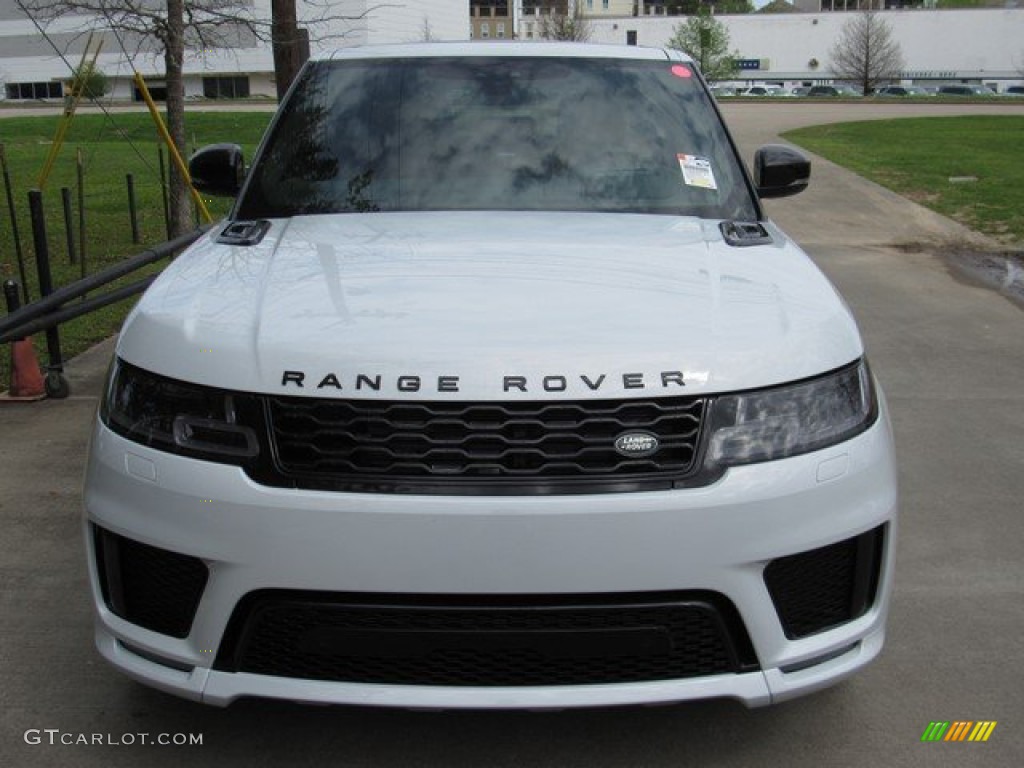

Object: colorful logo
[921,721,997,743]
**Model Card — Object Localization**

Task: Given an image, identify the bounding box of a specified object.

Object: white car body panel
[119,213,861,400]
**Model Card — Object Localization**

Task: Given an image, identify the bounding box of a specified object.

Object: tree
[538,1,592,43]
[757,0,798,12]
[70,64,110,99]
[714,0,755,12]
[829,11,904,95]
[666,11,739,84]
[272,0,303,101]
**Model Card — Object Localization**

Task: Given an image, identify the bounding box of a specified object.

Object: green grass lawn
[783,115,1024,246]
[0,110,271,391]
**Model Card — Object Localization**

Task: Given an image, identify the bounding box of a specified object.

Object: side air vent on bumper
[92,526,208,638]
[764,526,885,640]
[215,591,760,686]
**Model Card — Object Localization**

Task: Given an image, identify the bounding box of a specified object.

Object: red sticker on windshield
[670,65,692,79]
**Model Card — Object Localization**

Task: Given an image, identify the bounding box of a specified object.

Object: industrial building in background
[1,1,1022,100]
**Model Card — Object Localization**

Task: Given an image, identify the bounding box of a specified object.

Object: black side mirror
[189,143,245,197]
[754,144,810,199]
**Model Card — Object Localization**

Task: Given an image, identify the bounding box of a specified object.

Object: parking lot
[2,102,1022,767]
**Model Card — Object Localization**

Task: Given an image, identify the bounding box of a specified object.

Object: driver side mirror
[189,143,245,197]
[754,145,810,199]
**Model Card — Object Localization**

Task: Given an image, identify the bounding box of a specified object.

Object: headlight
[706,360,877,467]
[101,359,259,463]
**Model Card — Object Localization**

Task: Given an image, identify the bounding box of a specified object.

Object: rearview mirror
[189,143,245,197]
[754,145,810,199]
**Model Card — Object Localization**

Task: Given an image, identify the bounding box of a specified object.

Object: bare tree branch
[538,1,591,43]
[829,11,904,95]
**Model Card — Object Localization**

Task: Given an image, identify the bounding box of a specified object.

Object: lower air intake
[92,526,208,639]
[764,526,885,639]
[216,591,759,686]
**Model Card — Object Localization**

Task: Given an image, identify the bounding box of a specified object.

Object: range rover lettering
[84,43,898,709]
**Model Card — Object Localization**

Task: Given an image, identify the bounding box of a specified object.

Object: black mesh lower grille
[253,395,709,494]
[764,526,884,640]
[92,526,208,639]
[216,591,759,686]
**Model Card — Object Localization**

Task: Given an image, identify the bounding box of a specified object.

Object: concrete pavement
[1,102,1022,767]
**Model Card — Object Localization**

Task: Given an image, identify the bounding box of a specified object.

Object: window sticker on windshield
[677,154,717,191]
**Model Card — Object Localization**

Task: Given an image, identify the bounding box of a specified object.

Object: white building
[587,8,1024,88]
[1,3,1023,100]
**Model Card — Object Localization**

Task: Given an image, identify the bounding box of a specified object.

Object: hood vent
[216,220,271,246]
[720,221,772,247]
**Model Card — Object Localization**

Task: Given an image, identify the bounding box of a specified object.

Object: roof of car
[316,41,690,64]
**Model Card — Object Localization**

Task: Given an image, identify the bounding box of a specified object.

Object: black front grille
[764,526,885,640]
[216,591,759,687]
[92,526,208,638]
[255,395,708,494]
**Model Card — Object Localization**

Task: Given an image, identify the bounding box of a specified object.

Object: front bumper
[83,401,898,709]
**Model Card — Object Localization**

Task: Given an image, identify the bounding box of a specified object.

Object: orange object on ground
[2,338,46,401]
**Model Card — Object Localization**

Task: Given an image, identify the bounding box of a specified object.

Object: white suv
[85,43,898,709]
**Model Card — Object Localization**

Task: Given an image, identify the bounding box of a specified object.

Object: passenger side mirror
[189,143,245,197]
[754,145,810,199]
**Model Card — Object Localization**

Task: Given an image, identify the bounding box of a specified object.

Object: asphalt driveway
[1,102,1022,768]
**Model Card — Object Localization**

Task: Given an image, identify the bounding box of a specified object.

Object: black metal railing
[2,206,212,397]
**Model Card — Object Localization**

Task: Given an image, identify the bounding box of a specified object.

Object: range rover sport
[84,43,898,709]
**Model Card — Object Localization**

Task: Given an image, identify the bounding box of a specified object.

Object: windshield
[236,56,758,220]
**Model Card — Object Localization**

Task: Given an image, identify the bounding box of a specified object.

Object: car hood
[118,212,863,400]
